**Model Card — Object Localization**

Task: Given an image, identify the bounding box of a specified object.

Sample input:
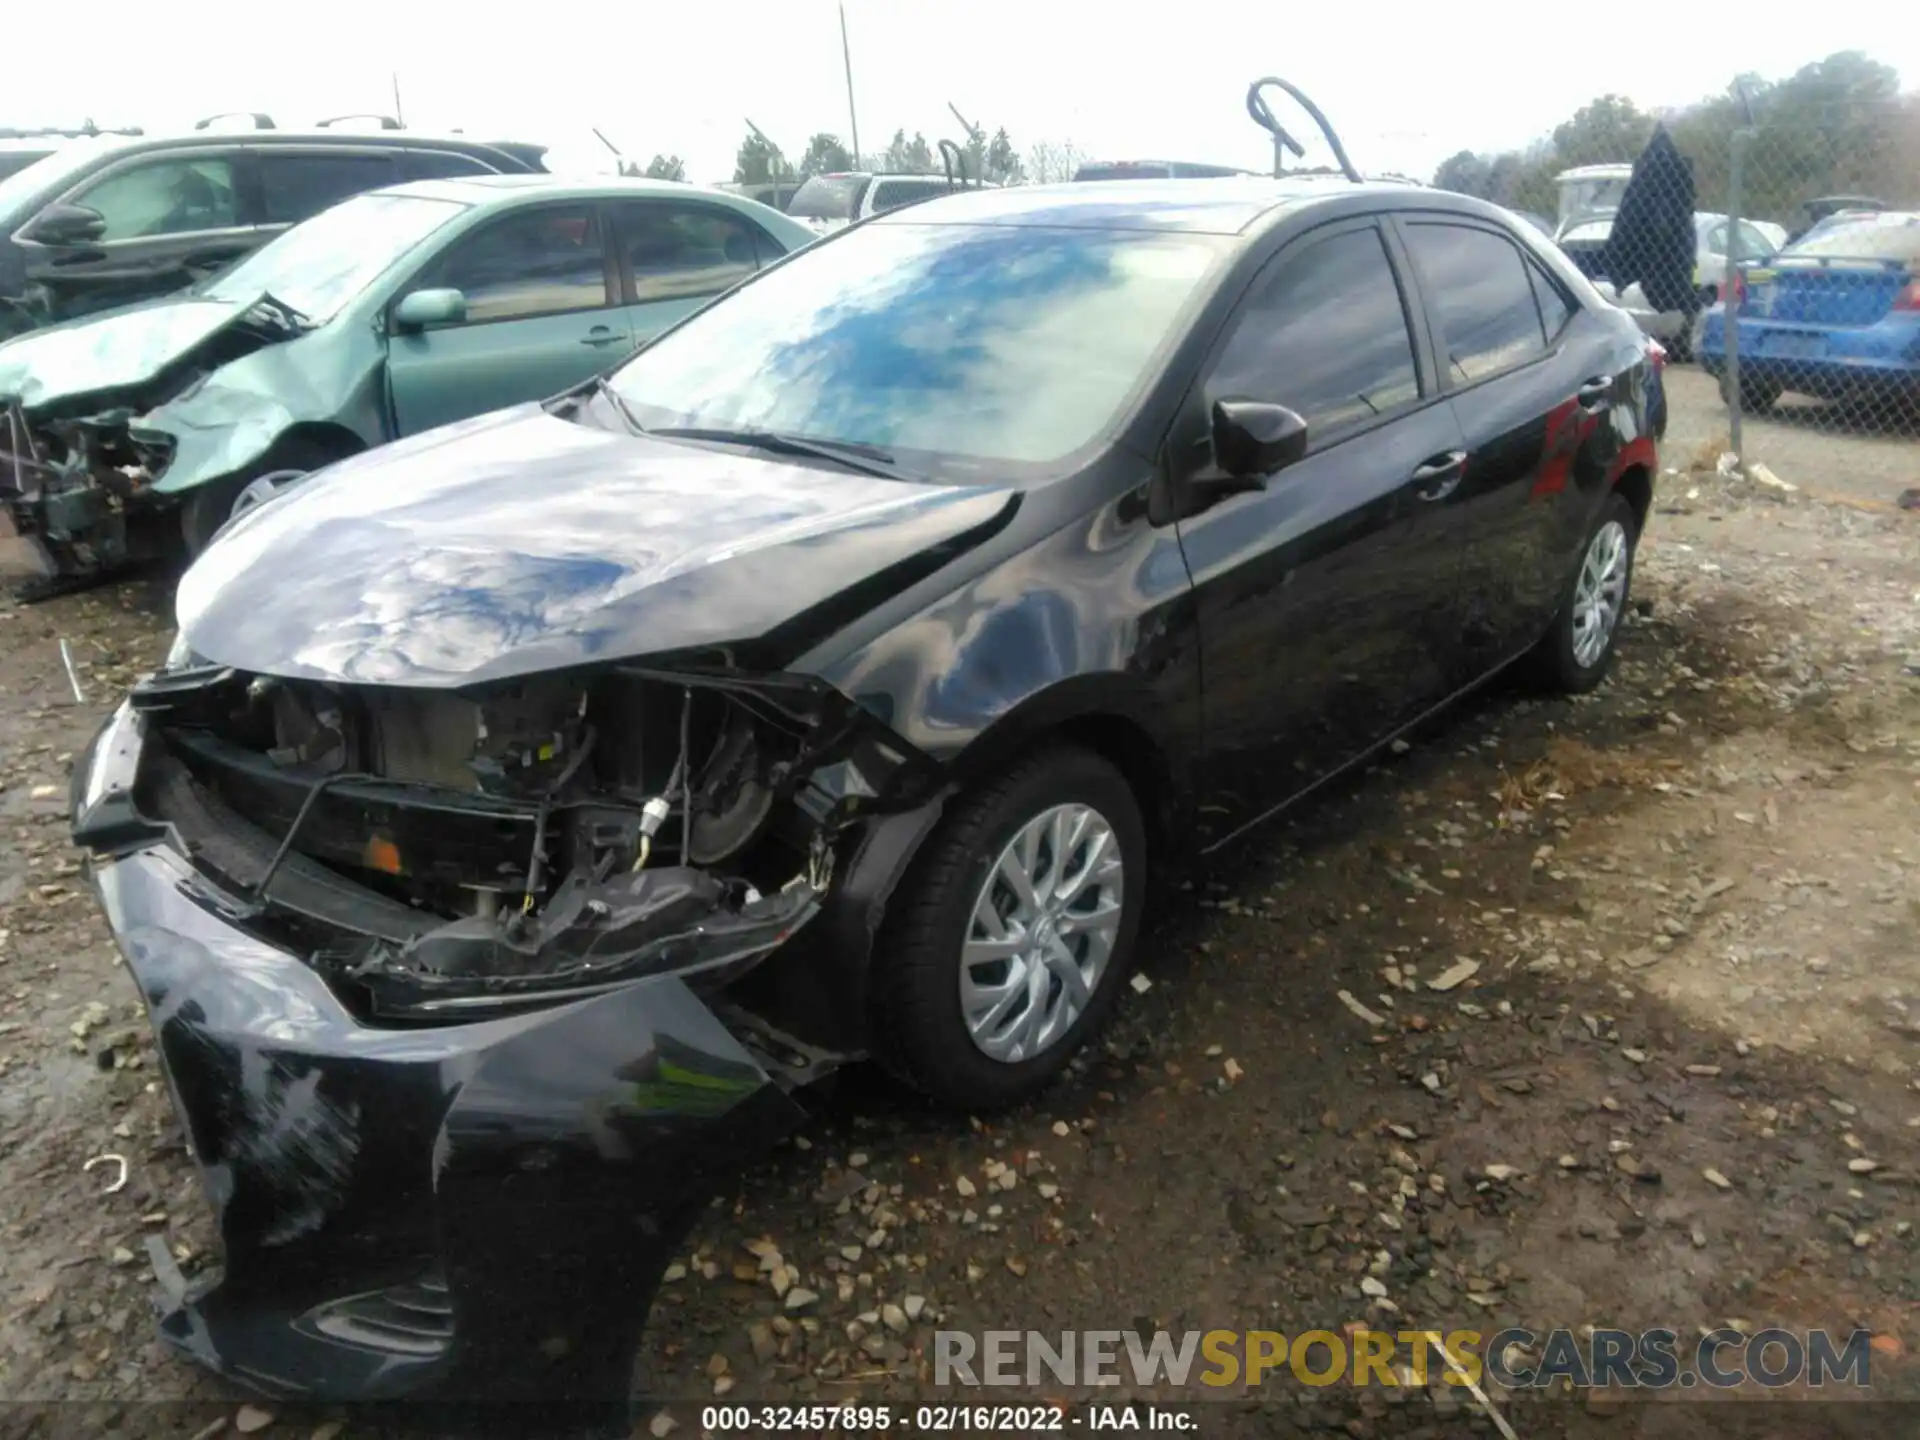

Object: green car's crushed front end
[0,292,381,597]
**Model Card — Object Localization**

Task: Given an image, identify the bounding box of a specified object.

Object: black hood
[176,404,1017,687]
[1600,125,1697,313]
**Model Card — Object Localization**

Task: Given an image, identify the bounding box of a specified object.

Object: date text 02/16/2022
[698,1404,1196,1430]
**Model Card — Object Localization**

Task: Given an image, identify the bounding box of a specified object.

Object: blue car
[1698,211,1920,412]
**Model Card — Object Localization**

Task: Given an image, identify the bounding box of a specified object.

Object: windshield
[1784,212,1920,263]
[204,191,467,323]
[0,151,54,184]
[605,220,1228,477]
[0,140,118,218]
[786,176,864,221]
[1556,174,1630,229]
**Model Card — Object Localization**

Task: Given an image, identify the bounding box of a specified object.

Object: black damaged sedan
[70,178,1661,1408]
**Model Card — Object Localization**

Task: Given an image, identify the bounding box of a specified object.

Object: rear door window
[1402,222,1550,384]
[68,156,241,240]
[424,205,612,322]
[615,202,768,303]
[255,151,399,225]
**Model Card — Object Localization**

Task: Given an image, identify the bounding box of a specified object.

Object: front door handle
[1576,374,1614,410]
[580,325,624,348]
[1410,450,1467,502]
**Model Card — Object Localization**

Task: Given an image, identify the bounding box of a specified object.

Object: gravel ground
[1658,364,1919,509]
[0,409,1915,1439]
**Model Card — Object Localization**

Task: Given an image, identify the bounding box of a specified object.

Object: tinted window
[1209,225,1419,442]
[616,203,764,304]
[1404,223,1547,384]
[868,178,950,214]
[1527,261,1572,340]
[427,206,609,322]
[404,150,494,181]
[71,156,239,240]
[607,223,1228,474]
[1074,163,1174,181]
[786,175,864,221]
[0,151,52,183]
[256,152,398,225]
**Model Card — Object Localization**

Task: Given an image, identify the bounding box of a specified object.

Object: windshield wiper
[649,426,910,481]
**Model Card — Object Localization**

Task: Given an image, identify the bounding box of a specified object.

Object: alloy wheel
[960,802,1125,1064]
[1571,519,1629,669]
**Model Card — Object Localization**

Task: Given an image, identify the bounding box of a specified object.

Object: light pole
[839,3,861,167]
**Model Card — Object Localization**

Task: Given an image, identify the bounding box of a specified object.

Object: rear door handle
[1410,450,1467,502]
[581,325,624,348]
[1576,374,1614,410]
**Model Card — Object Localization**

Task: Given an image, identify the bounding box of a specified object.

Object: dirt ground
[0,381,1916,1440]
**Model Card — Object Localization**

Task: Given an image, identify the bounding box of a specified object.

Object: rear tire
[871,745,1147,1110]
[179,436,357,557]
[1532,491,1639,695]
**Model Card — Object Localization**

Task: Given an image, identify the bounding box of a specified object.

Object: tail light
[1728,271,1748,308]
[1646,338,1667,372]
[1894,278,1920,311]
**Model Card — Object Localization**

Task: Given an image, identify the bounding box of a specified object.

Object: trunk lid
[1748,258,1913,327]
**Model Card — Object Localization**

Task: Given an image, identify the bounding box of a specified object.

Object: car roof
[1555,163,1633,180]
[384,174,771,205]
[27,129,541,164]
[869,176,1433,235]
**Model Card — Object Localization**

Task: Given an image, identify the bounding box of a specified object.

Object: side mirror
[1210,398,1309,484]
[391,287,467,332]
[26,202,107,246]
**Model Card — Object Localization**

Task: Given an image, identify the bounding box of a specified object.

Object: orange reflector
[364,835,403,875]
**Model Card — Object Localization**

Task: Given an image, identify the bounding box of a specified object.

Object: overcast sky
[10,2,1913,185]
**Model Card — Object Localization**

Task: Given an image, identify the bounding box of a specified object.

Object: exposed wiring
[520,725,598,915]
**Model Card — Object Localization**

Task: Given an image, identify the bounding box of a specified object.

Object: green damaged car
[0,174,814,597]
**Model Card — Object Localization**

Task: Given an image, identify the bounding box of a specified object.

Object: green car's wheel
[179,436,360,557]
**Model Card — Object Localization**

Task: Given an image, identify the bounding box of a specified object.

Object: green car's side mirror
[392,287,467,332]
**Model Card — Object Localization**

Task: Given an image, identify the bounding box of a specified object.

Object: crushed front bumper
[75,704,808,1406]
[2,399,178,595]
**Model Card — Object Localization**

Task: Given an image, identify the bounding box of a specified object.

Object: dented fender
[142,327,387,496]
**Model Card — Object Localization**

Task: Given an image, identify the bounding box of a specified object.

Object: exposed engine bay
[129,658,933,1020]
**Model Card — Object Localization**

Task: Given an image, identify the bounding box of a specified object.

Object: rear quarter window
[1787,213,1920,263]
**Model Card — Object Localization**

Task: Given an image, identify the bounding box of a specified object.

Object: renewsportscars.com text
[934,1327,1874,1390]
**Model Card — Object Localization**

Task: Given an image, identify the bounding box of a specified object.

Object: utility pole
[839,3,861,166]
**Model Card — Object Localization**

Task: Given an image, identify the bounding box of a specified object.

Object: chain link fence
[1432,64,1919,497]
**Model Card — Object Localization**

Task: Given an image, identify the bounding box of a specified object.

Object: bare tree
[1024,139,1089,185]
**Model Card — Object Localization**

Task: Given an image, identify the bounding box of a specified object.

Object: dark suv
[0,118,546,337]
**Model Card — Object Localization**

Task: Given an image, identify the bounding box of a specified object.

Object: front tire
[1533,491,1638,694]
[178,437,357,557]
[872,745,1147,1110]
